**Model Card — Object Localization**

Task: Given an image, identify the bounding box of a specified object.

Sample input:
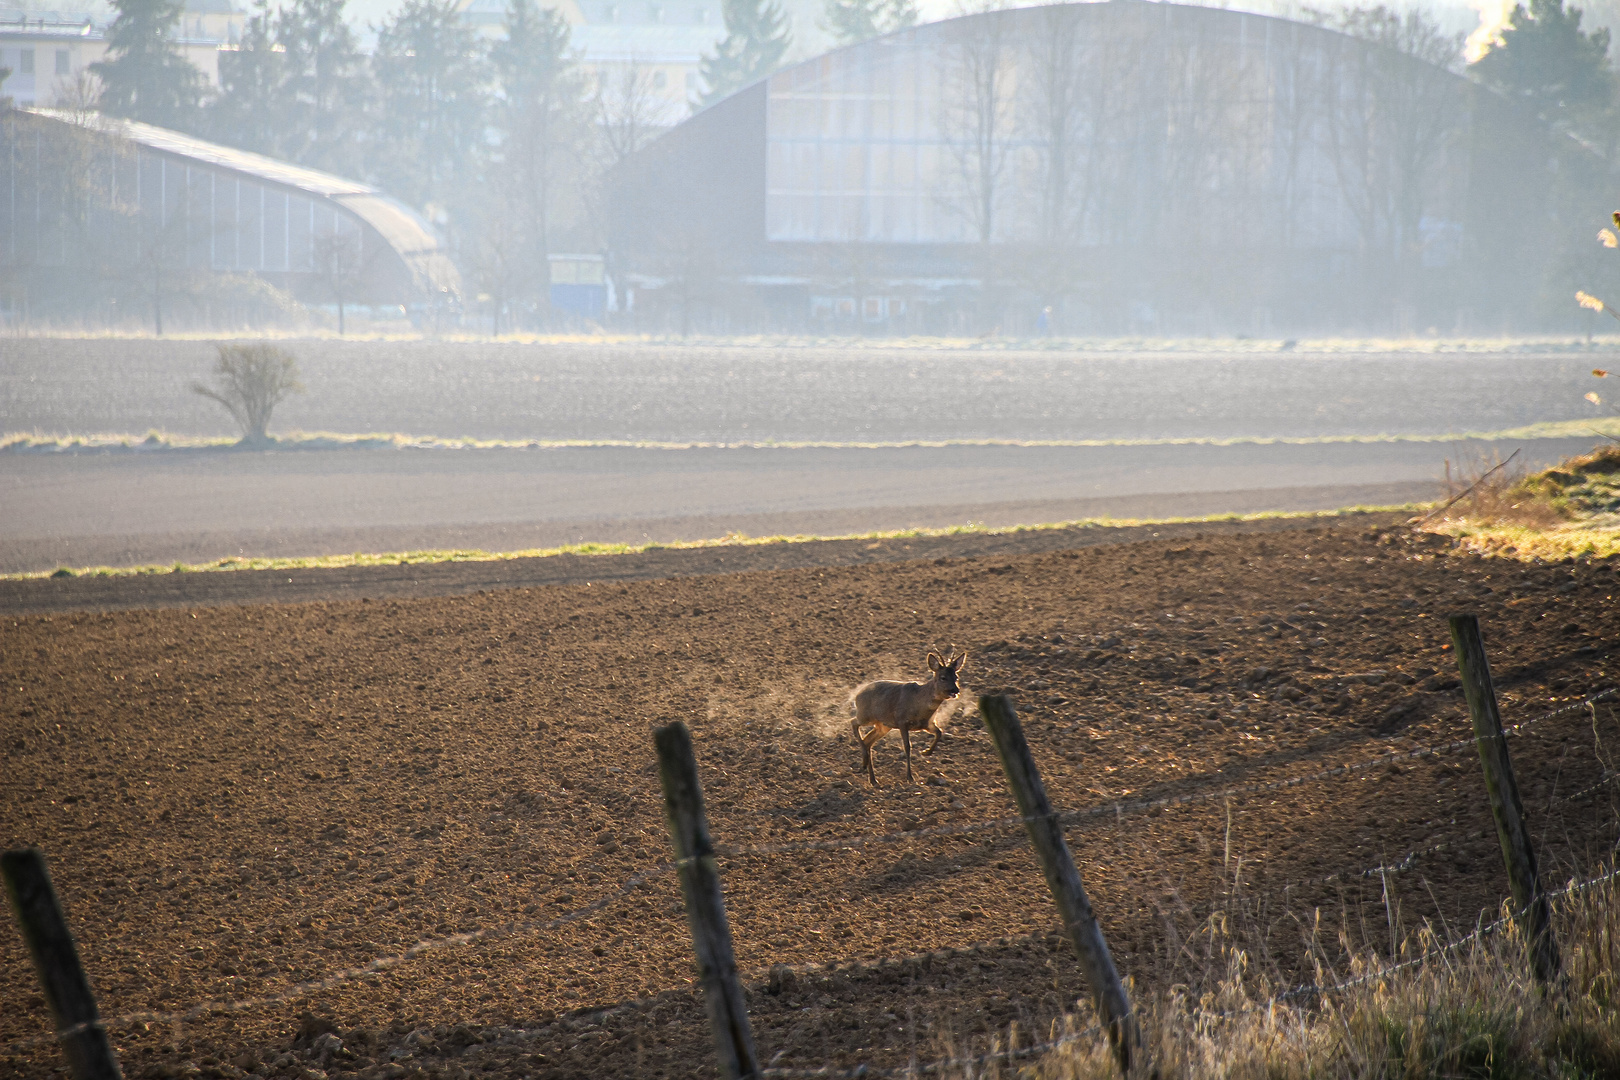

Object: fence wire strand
[4,861,677,1052]
[709,688,1617,866]
[5,688,1613,1061]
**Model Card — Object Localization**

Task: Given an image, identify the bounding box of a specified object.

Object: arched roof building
[611,2,1599,334]
[1,108,459,326]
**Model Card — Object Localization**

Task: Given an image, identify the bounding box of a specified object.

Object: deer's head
[927,651,967,698]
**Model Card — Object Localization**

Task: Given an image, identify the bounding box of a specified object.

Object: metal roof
[29,109,460,298]
[0,9,101,37]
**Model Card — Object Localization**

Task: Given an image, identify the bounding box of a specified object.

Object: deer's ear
[927,652,944,671]
[951,652,967,673]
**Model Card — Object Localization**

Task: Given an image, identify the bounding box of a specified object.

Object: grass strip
[10,330,1620,352]
[6,417,1619,454]
[14,503,1428,581]
[1426,520,1620,562]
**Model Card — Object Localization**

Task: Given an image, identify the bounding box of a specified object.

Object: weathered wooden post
[1448,614,1561,985]
[654,722,760,1080]
[2,848,124,1080]
[979,694,1143,1077]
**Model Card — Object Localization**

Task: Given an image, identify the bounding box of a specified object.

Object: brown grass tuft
[1429,451,1568,530]
[1016,861,1620,1079]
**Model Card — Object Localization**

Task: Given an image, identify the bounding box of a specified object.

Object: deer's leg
[923,720,943,755]
[901,726,915,782]
[861,725,887,788]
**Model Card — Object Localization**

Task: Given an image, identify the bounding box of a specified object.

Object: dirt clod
[2,519,1617,1078]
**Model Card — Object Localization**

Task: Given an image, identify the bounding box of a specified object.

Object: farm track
[3,518,1619,1079]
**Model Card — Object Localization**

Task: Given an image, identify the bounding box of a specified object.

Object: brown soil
[3,519,1618,1080]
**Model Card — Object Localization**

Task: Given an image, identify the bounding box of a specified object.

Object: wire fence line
[3,860,680,1052]
[735,818,1512,991]
[759,856,1620,1080]
[760,1020,1108,1079]
[5,689,1613,1061]
[1281,858,1620,1005]
[0,781,1550,1054]
[704,687,1618,869]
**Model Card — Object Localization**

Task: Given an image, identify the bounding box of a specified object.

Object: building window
[56,49,70,75]
[20,49,34,75]
[653,69,666,88]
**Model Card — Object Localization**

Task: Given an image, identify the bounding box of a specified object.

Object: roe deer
[851,651,966,787]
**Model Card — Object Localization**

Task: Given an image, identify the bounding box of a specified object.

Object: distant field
[3,338,1615,444]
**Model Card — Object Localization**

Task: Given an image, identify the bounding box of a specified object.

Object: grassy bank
[1423,443,1620,562]
[10,504,1424,581]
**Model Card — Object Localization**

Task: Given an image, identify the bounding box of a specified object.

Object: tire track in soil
[2,518,1617,1079]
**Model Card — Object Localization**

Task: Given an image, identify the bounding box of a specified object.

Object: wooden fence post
[1448,614,1561,985]
[979,694,1143,1077]
[654,722,760,1080]
[1,848,124,1080]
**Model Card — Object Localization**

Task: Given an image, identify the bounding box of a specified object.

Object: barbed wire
[1555,770,1619,806]
[707,688,1617,867]
[762,1020,1108,1079]
[7,689,1611,1059]
[1203,856,1620,1027]
[764,857,1620,1080]
[3,861,678,1052]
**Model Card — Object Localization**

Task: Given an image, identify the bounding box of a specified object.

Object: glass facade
[762,4,1466,255]
[766,35,967,244]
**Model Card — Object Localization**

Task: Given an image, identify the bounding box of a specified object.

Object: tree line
[0,0,1610,332]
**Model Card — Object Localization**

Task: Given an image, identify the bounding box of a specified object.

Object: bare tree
[595,60,679,171]
[942,5,1013,247]
[1023,5,1084,247]
[190,343,304,446]
[941,3,1014,329]
[49,69,105,119]
[313,225,370,335]
[1313,7,1466,293]
[1260,18,1327,251]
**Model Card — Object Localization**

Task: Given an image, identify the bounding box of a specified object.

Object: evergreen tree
[698,0,790,104]
[91,0,206,129]
[1471,0,1613,137]
[371,0,490,210]
[277,0,368,177]
[823,0,915,47]
[485,0,586,321]
[208,0,366,176]
[209,0,286,155]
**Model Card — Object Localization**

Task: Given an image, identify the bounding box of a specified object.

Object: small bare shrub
[1430,451,1567,529]
[190,343,304,447]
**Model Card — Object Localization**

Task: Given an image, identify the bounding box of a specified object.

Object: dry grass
[6,418,1620,454]
[1012,863,1620,1080]
[1422,444,1620,562]
[8,504,1427,580]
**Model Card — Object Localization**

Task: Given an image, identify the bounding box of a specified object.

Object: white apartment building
[458,0,724,118]
[0,0,244,108]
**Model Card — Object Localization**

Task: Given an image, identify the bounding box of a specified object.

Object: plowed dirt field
[3,518,1618,1080]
